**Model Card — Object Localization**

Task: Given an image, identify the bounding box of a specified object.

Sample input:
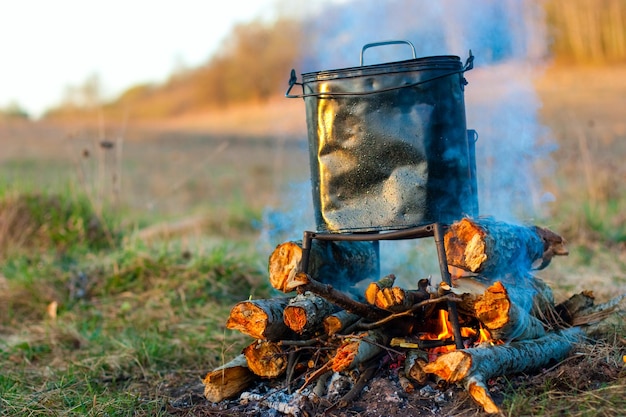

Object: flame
[436,310,453,340]
[419,309,496,349]
[477,326,492,344]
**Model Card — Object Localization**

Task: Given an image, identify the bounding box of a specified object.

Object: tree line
[35,0,626,121]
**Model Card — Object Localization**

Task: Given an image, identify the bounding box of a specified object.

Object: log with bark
[268,240,378,292]
[203,354,257,403]
[423,327,583,413]
[472,281,547,342]
[226,297,295,341]
[243,340,288,378]
[283,291,338,335]
[323,310,361,335]
[444,217,568,276]
[404,349,429,385]
[365,275,431,312]
[332,329,388,372]
[205,213,625,415]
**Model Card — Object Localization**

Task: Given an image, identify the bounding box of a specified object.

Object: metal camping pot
[287,40,478,233]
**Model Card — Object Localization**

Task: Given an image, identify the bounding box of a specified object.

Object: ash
[217,366,468,417]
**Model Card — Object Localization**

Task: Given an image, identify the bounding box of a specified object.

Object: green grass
[0,187,270,416]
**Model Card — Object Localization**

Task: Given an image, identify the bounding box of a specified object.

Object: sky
[0,0,290,118]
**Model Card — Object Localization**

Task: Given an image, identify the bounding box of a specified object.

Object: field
[1,64,625,416]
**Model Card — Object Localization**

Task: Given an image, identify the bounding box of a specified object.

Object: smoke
[260,0,557,281]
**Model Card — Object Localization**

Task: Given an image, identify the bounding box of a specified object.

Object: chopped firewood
[243,340,288,378]
[332,329,388,372]
[423,327,583,414]
[268,240,378,292]
[452,274,556,318]
[283,291,338,335]
[473,281,547,342]
[202,354,256,403]
[324,310,361,335]
[226,297,295,341]
[365,275,431,312]
[444,217,566,276]
[364,274,396,304]
[404,349,429,385]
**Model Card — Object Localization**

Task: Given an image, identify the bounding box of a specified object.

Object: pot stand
[300,223,465,350]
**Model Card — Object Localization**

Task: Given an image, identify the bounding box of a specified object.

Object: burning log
[473,281,547,342]
[444,217,568,276]
[226,297,294,341]
[364,274,396,304]
[423,327,583,414]
[332,329,388,372]
[202,354,256,403]
[243,340,288,378]
[283,292,338,335]
[268,240,378,292]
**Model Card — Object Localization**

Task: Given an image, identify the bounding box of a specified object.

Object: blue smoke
[261,0,556,281]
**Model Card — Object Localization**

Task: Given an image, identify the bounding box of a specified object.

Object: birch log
[226,298,294,341]
[444,218,567,276]
[332,329,388,372]
[423,327,583,414]
[283,292,338,335]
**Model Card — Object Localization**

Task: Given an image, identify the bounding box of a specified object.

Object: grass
[1,64,625,416]
[0,217,268,415]
[0,188,272,416]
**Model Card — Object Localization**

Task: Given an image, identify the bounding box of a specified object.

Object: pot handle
[285,50,474,99]
[360,40,416,66]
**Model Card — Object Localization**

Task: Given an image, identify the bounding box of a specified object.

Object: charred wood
[332,329,388,372]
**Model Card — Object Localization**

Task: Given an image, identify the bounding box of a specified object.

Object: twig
[297,360,334,393]
[295,273,389,322]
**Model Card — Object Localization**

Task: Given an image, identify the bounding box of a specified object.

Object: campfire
[203,218,623,414]
[201,42,624,414]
